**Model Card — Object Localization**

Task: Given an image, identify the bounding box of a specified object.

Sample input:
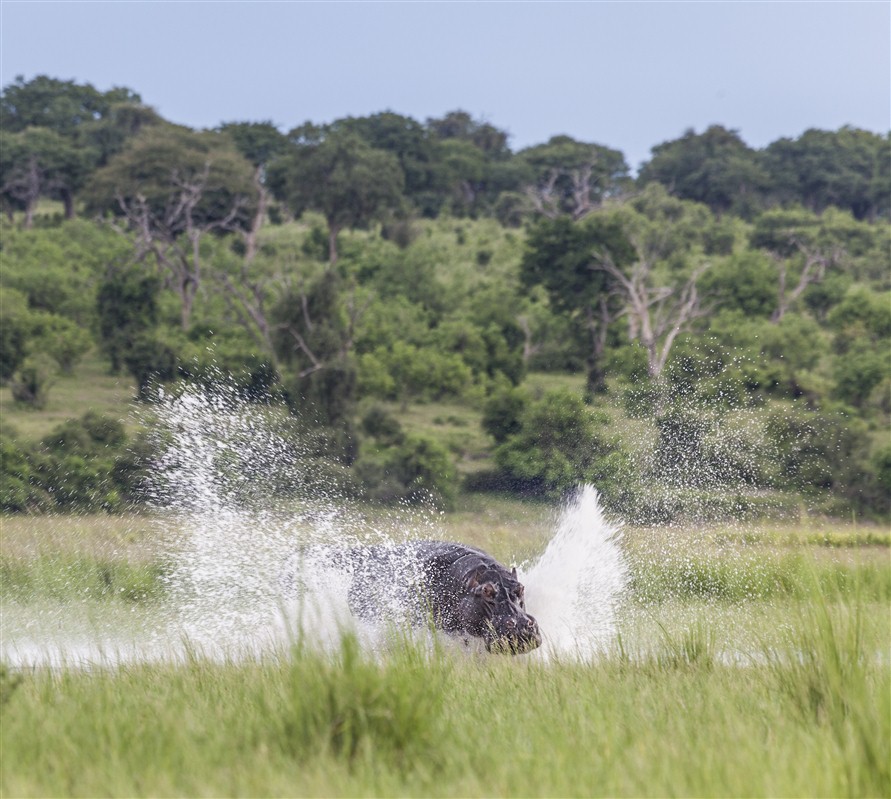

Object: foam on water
[2,385,630,667]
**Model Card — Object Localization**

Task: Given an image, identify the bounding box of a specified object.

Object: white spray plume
[524,485,629,661]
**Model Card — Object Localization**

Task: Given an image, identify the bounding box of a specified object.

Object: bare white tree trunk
[770,241,840,323]
[112,163,249,331]
[524,157,602,221]
[243,166,268,263]
[593,249,710,379]
[517,315,542,363]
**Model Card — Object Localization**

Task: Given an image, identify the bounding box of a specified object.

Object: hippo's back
[344,540,496,623]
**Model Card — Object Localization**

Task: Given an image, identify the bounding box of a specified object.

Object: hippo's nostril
[503,618,517,630]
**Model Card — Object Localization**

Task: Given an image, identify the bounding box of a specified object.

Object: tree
[426,110,511,158]
[267,130,404,265]
[750,208,848,323]
[592,189,714,379]
[273,269,353,378]
[1,75,140,135]
[1,75,150,219]
[519,135,629,219]
[26,310,92,374]
[218,120,289,259]
[763,127,890,221]
[593,251,709,380]
[84,126,258,330]
[271,268,367,438]
[522,215,633,393]
[433,138,489,214]
[638,125,767,216]
[335,112,439,212]
[0,127,89,226]
[523,188,716,389]
[828,286,891,409]
[80,102,163,169]
[96,265,161,374]
[425,110,522,216]
[700,251,777,318]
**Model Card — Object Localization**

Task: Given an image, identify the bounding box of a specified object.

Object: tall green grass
[3,515,888,796]
[3,585,888,798]
[762,573,890,796]
[630,551,891,603]
[0,555,168,603]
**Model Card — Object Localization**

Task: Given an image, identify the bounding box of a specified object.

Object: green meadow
[2,511,889,798]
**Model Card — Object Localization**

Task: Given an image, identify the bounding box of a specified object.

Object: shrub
[650,406,774,490]
[1,413,154,513]
[0,433,51,512]
[481,380,527,444]
[493,389,627,498]
[10,354,57,409]
[358,342,472,404]
[765,404,882,512]
[124,333,179,401]
[0,289,30,382]
[28,311,92,374]
[354,434,457,509]
[832,340,889,409]
[360,405,404,446]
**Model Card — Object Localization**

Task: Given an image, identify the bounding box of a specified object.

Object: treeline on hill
[1,75,889,518]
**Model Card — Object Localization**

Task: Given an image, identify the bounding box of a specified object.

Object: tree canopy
[1,73,889,517]
[267,129,404,264]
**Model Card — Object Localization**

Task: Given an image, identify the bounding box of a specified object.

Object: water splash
[524,485,629,660]
[144,383,358,659]
[2,384,631,666]
[614,367,794,525]
[143,385,632,661]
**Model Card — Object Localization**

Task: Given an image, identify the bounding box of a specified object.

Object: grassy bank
[3,592,888,798]
[0,352,138,442]
[2,509,889,796]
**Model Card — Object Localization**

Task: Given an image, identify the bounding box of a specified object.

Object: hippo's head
[459,565,541,655]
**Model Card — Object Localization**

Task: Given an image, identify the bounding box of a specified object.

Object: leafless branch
[592,248,710,378]
[770,237,842,323]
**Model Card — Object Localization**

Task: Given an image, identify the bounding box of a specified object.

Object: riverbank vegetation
[2,75,889,522]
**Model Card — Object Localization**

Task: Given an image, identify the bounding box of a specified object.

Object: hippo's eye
[481,583,497,600]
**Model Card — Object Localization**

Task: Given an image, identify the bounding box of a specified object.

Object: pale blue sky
[1,1,888,171]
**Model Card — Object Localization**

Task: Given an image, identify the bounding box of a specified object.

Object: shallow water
[1,386,630,668]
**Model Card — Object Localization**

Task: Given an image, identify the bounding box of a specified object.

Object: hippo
[343,540,542,655]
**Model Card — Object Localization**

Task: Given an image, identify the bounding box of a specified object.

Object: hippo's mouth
[484,631,542,656]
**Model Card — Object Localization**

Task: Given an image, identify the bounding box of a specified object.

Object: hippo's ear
[466,564,486,591]
[511,566,518,579]
[472,582,497,599]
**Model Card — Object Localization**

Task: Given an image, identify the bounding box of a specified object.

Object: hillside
[1,76,888,519]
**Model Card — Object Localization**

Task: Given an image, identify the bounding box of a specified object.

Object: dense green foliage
[0,411,152,512]
[1,75,888,517]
